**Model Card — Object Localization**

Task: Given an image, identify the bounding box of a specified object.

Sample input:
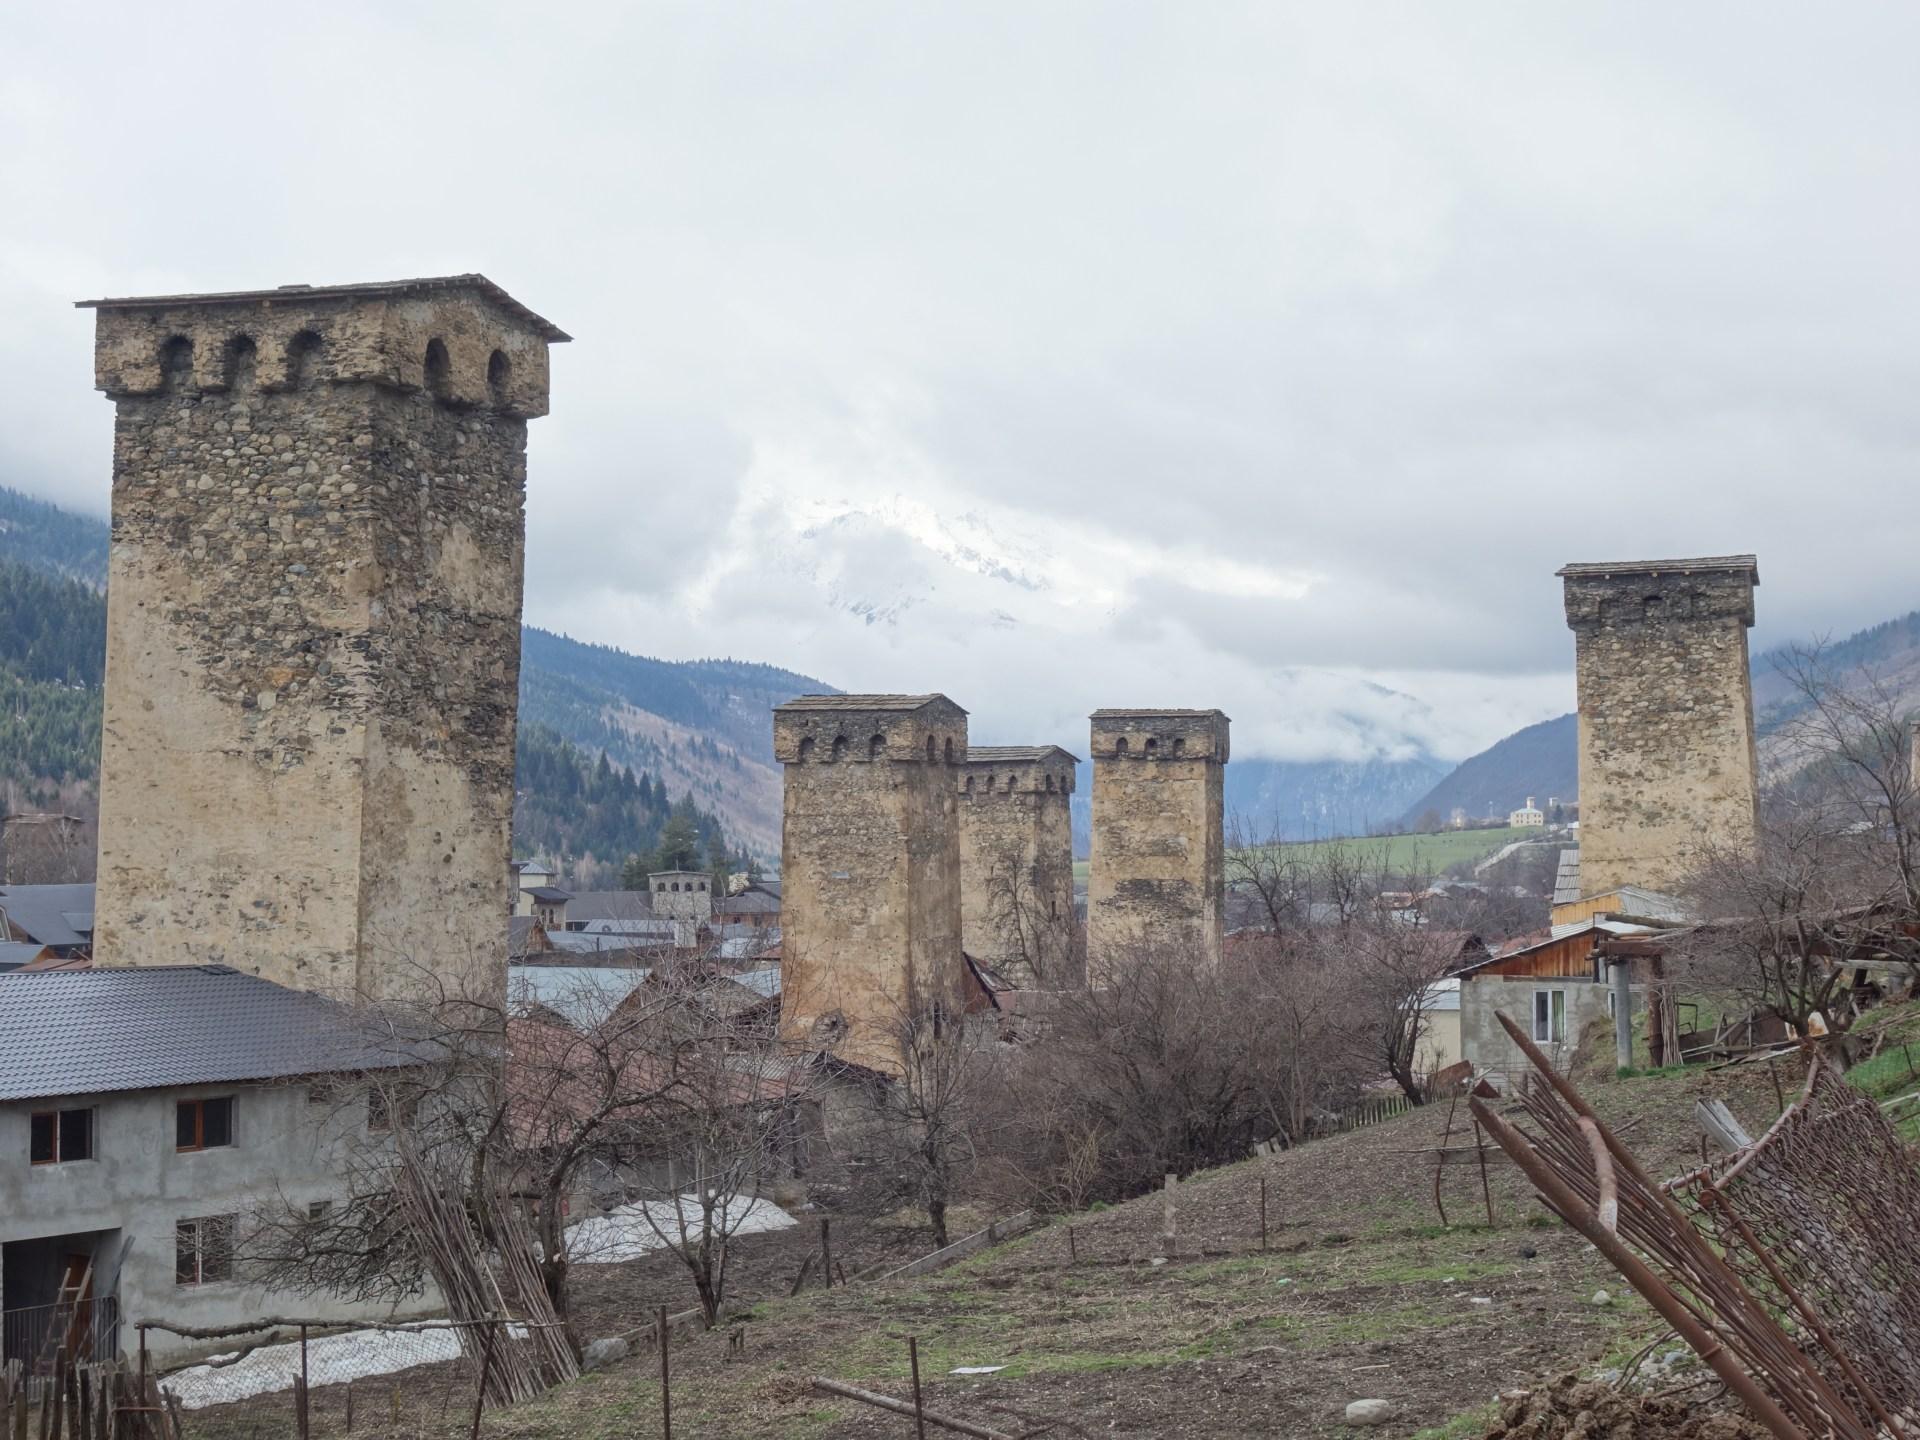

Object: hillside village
[0,271,1914,1440]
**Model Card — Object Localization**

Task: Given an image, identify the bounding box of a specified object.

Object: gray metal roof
[508,965,651,1029]
[544,929,670,956]
[564,891,656,925]
[0,966,419,1103]
[731,966,782,996]
[0,942,48,972]
[0,884,97,948]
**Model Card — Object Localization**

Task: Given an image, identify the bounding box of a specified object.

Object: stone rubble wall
[957,756,1077,984]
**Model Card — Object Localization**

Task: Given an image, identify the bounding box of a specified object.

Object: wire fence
[101,1315,969,1439]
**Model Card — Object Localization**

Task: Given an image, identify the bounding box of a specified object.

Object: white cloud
[4,1,1918,763]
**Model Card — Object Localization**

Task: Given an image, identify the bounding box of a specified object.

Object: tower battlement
[78,274,566,416]
[1088,709,1231,763]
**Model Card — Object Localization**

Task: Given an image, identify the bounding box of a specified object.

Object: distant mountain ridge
[1400,605,1920,828]
[517,628,832,857]
[1398,713,1578,829]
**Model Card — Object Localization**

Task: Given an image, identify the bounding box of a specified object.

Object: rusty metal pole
[909,1336,928,1440]
[657,1305,672,1440]
[820,1218,832,1289]
[1259,1178,1268,1251]
[1471,1096,1808,1440]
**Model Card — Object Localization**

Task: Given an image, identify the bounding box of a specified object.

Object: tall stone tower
[773,695,970,1072]
[959,746,1078,985]
[80,275,568,1004]
[1087,709,1229,976]
[1559,556,1759,899]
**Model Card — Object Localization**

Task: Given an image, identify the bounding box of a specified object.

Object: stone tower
[1559,556,1759,899]
[959,746,1078,985]
[80,275,568,1004]
[650,870,714,947]
[1087,709,1229,977]
[773,695,970,1072]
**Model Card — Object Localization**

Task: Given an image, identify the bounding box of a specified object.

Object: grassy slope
[475,1063,1789,1439]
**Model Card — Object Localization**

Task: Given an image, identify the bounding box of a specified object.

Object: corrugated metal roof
[508,965,651,1029]
[0,966,418,1103]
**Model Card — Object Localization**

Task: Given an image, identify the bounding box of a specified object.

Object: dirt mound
[1483,1374,1768,1440]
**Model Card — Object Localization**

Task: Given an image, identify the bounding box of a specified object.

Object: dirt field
[466,1059,1791,1439]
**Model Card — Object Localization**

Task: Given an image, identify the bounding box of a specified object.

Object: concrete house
[0,966,429,1368]
[1456,920,1656,1091]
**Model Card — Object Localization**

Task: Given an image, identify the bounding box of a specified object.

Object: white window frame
[1533,987,1568,1044]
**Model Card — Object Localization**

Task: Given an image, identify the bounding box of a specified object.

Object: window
[176,1097,235,1152]
[307,1080,336,1108]
[368,1089,416,1134]
[1532,989,1567,1044]
[175,1215,235,1286]
[307,1200,333,1224]
[29,1107,94,1165]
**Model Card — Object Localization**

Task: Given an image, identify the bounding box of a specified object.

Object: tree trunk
[928,1197,949,1250]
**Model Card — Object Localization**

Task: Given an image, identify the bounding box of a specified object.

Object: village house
[1455,919,1662,1091]
[0,965,433,1368]
[0,884,94,962]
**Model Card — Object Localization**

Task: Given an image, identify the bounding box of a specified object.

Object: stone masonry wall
[1087,709,1228,979]
[1562,563,1758,899]
[774,697,970,1073]
[88,280,560,1005]
[958,748,1077,985]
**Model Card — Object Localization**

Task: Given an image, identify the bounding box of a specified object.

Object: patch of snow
[566,1193,796,1264]
[165,1322,509,1409]
[951,1366,1005,1375]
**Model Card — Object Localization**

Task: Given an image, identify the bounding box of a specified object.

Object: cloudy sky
[4,3,1917,764]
